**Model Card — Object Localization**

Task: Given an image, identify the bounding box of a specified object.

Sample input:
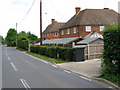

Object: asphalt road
[2,46,112,89]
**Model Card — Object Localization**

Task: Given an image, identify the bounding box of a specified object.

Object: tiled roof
[60,9,119,30]
[43,21,65,34]
[35,37,80,45]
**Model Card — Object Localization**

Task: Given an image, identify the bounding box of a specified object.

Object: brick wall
[43,32,60,40]
[60,25,104,38]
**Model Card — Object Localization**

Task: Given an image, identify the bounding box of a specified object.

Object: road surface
[2,46,112,89]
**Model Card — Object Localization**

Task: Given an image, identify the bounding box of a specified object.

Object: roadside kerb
[56,63,120,89]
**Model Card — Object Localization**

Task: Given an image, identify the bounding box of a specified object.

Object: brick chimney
[51,19,55,23]
[75,7,81,14]
[104,8,109,10]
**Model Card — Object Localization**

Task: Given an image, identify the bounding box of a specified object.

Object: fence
[84,44,104,60]
[75,44,104,60]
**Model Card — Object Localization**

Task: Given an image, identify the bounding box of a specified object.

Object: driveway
[57,59,101,78]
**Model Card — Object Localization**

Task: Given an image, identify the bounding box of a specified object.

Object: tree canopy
[5,28,39,46]
[5,28,17,46]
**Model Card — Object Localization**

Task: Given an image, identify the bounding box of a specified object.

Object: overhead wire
[47,0,64,21]
[19,0,36,23]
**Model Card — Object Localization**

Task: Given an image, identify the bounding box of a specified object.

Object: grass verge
[98,74,120,86]
[16,48,26,52]
[26,52,70,64]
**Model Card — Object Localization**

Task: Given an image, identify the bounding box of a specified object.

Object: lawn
[26,52,70,64]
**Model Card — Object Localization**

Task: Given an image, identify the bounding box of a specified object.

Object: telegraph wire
[47,0,64,21]
[19,0,36,23]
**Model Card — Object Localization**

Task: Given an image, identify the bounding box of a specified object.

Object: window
[74,27,77,33]
[86,26,91,32]
[100,26,105,31]
[54,32,58,37]
[67,29,70,34]
[61,30,64,35]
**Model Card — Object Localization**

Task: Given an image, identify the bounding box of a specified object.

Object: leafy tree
[17,31,28,40]
[5,28,17,46]
[27,32,38,41]
[0,35,2,44]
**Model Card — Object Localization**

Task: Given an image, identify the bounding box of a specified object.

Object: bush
[30,46,74,61]
[17,40,28,50]
[102,24,120,85]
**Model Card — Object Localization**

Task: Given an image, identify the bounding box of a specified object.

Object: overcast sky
[0,0,119,38]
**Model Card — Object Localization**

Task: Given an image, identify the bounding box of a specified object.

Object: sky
[0,0,120,38]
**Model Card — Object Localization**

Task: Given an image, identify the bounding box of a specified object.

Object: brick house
[60,7,119,38]
[43,19,65,40]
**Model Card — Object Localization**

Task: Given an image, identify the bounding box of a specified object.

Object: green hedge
[102,25,120,85]
[30,45,74,61]
[103,25,120,74]
[17,40,28,50]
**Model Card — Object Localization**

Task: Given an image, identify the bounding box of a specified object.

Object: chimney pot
[51,19,55,23]
[104,8,109,9]
[75,7,81,14]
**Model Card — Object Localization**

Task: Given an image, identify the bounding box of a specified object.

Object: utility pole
[40,0,42,45]
[16,23,18,47]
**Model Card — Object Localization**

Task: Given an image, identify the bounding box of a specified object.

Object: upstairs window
[54,32,58,37]
[100,26,105,31]
[74,27,77,33]
[67,29,70,34]
[61,30,64,35]
[86,26,91,32]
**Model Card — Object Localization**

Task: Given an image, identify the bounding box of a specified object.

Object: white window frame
[86,26,91,32]
[100,26,105,31]
[67,29,70,34]
[61,30,64,35]
[74,27,77,33]
[54,32,58,37]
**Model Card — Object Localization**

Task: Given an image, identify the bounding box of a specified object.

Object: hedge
[17,40,29,50]
[30,45,74,61]
[103,25,120,74]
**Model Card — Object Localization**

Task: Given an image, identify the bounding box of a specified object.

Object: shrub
[17,40,28,50]
[102,24,120,85]
[30,46,74,61]
[103,25,120,74]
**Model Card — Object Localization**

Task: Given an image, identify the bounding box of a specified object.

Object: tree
[27,32,38,41]
[17,31,28,40]
[5,28,17,46]
[0,35,2,44]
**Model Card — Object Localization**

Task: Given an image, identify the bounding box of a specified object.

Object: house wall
[60,25,104,38]
[60,27,79,38]
[43,32,60,40]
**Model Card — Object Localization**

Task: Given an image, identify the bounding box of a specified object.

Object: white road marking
[80,76,92,81]
[52,65,57,68]
[7,56,11,61]
[20,79,31,90]
[10,62,18,71]
[64,70,71,73]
